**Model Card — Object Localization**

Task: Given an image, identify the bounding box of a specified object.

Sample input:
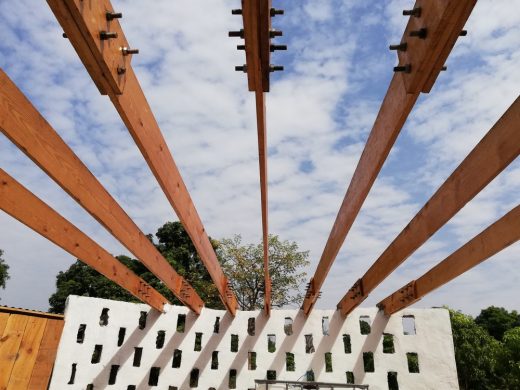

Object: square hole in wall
[229,369,237,389]
[286,352,295,371]
[149,367,160,386]
[363,352,375,372]
[383,333,395,353]
[108,365,120,385]
[306,370,315,382]
[211,351,219,369]
[267,334,276,352]
[99,308,109,326]
[194,332,202,351]
[248,317,255,336]
[388,371,399,390]
[214,317,220,333]
[231,334,239,352]
[407,352,420,373]
[325,352,333,372]
[190,368,199,388]
[359,315,371,335]
[172,349,182,368]
[117,327,126,347]
[156,330,166,349]
[76,324,86,343]
[346,371,355,384]
[133,347,143,367]
[138,311,147,329]
[267,370,276,380]
[248,351,257,370]
[322,316,330,335]
[402,315,416,335]
[91,345,102,364]
[305,334,315,353]
[284,317,293,335]
[177,314,186,333]
[343,334,351,353]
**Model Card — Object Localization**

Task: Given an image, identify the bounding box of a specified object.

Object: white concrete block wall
[49,296,459,390]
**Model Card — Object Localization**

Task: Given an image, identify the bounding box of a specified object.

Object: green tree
[499,327,520,388]
[49,222,222,313]
[0,249,10,299]
[449,309,504,390]
[475,306,520,341]
[218,234,309,310]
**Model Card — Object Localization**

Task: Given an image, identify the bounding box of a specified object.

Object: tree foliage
[218,234,309,310]
[0,249,10,299]
[475,306,520,341]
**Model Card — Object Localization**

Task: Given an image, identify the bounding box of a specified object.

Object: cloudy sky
[0,0,518,315]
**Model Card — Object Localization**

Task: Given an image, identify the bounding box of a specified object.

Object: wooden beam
[378,204,520,315]
[302,0,476,315]
[46,0,238,313]
[0,169,168,311]
[0,69,203,313]
[338,96,520,315]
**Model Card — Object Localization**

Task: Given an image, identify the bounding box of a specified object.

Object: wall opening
[133,347,143,367]
[359,315,371,335]
[407,352,420,373]
[402,315,416,335]
[286,352,295,371]
[67,363,77,384]
[383,333,395,353]
[91,344,102,364]
[322,316,330,335]
[325,352,333,372]
[346,371,355,384]
[229,369,237,389]
[190,368,199,388]
[149,367,160,386]
[267,334,276,352]
[231,334,239,352]
[211,351,219,369]
[138,311,147,330]
[305,334,315,353]
[172,349,182,368]
[306,370,315,382]
[248,351,257,370]
[363,351,374,372]
[108,365,120,385]
[388,371,399,390]
[284,317,293,335]
[248,317,255,336]
[177,314,186,332]
[99,308,109,326]
[194,332,202,351]
[267,370,276,380]
[156,330,166,349]
[76,324,86,343]
[343,334,351,353]
[117,327,126,346]
[213,317,220,333]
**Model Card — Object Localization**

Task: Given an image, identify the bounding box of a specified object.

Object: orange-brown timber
[303,0,476,315]
[378,204,520,315]
[0,169,168,312]
[339,96,520,315]
[47,0,238,314]
[0,69,203,313]
[241,0,272,314]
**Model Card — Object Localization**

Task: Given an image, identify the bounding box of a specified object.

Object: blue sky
[0,0,518,315]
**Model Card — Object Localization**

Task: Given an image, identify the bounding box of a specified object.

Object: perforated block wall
[49,296,459,389]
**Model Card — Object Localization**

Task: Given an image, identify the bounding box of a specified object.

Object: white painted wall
[49,296,459,390]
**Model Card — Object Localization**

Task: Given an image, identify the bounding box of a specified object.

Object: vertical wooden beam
[378,205,520,315]
[338,96,520,315]
[0,314,28,389]
[0,169,169,312]
[47,0,238,314]
[0,69,203,313]
[302,0,477,315]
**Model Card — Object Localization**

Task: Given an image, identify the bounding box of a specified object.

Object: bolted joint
[441,65,447,71]
[122,47,139,55]
[409,28,427,39]
[100,31,118,40]
[117,66,126,75]
[106,12,123,21]
[62,32,68,38]
[270,65,284,72]
[270,8,284,16]
[389,42,407,51]
[459,30,468,36]
[270,44,287,52]
[228,29,244,38]
[269,29,283,38]
[403,7,421,17]
[237,44,246,50]
[231,9,242,15]
[235,65,247,72]
[394,64,412,73]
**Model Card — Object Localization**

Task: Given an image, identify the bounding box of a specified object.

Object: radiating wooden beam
[47,0,238,313]
[378,205,520,315]
[0,69,204,313]
[0,169,168,312]
[338,96,520,315]
[302,0,476,315]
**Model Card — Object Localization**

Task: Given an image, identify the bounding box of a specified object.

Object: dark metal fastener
[106,12,122,21]
[231,9,242,15]
[403,7,421,17]
[62,32,68,38]
[270,65,284,72]
[270,8,284,16]
[270,44,287,52]
[409,28,427,39]
[237,45,246,50]
[441,66,447,71]
[228,29,244,38]
[460,30,468,36]
[122,47,139,55]
[270,29,283,38]
[117,66,126,75]
[235,65,247,72]
[389,42,407,51]
[100,31,118,40]
[394,64,412,73]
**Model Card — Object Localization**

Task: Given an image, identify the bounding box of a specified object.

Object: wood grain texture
[0,313,9,336]
[0,69,203,313]
[28,319,64,390]
[7,317,47,390]
[0,169,168,312]
[0,314,29,389]
[339,96,520,315]
[378,205,520,315]
[301,74,419,315]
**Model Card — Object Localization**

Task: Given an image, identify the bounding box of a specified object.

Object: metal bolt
[389,42,407,51]
[117,66,126,75]
[270,44,287,52]
[228,29,244,38]
[409,28,427,39]
[106,12,122,21]
[235,65,247,72]
[270,8,284,16]
[441,65,447,71]
[231,9,242,15]
[122,47,139,55]
[237,44,246,50]
[394,64,412,73]
[100,31,118,40]
[270,65,284,72]
[403,7,421,17]
[460,30,468,36]
[62,32,68,38]
[269,29,283,38]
